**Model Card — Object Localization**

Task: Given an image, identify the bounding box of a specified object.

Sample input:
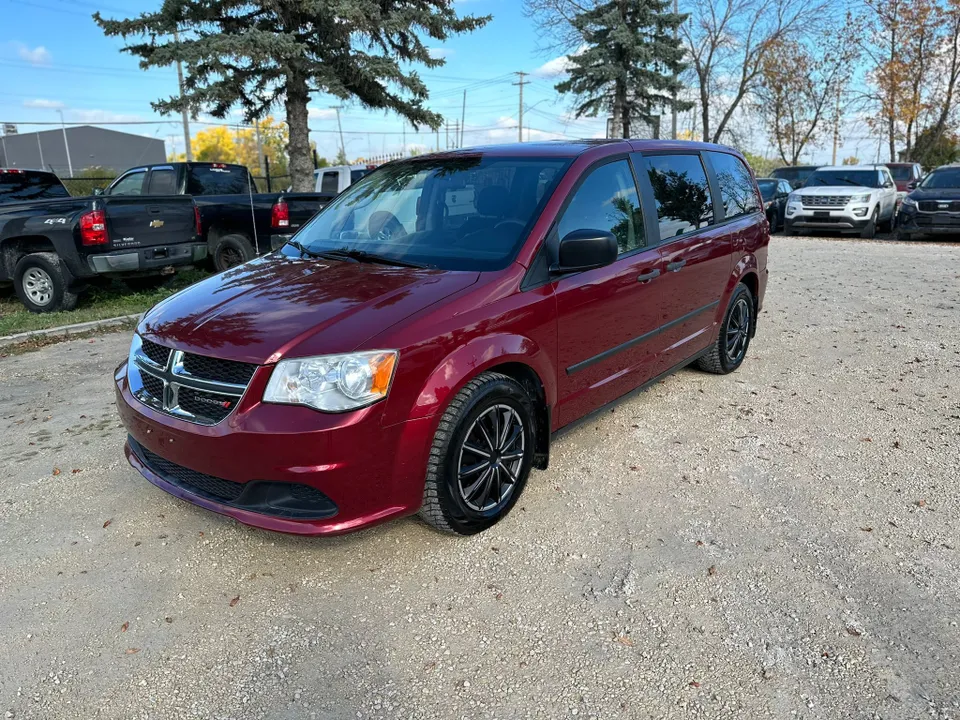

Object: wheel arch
[0,235,57,280]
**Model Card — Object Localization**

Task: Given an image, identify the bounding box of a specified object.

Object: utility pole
[453,120,459,149]
[445,121,449,150]
[671,0,679,140]
[173,30,193,162]
[331,106,346,162]
[56,109,73,177]
[254,120,264,175]
[36,132,45,169]
[436,128,440,152]
[460,90,467,148]
[513,71,528,142]
[831,84,842,165]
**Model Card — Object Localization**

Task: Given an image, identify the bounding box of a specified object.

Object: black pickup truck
[101,162,332,271]
[1,168,204,313]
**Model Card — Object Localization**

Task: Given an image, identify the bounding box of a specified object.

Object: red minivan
[115,140,769,536]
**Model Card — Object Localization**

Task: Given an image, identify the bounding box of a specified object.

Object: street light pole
[56,110,73,177]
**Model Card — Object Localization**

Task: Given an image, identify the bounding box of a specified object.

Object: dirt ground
[0,236,958,720]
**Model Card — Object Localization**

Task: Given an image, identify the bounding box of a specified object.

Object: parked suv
[770,165,819,189]
[115,140,769,536]
[885,162,923,198]
[784,165,898,238]
[897,164,960,241]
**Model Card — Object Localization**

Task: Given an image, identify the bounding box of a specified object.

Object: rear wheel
[697,283,754,375]
[211,233,255,272]
[419,372,537,535]
[14,253,78,313]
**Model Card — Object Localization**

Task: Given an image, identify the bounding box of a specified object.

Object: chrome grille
[801,195,851,208]
[918,200,960,213]
[128,336,256,426]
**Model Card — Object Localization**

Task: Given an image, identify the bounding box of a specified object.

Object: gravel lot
[1,236,958,720]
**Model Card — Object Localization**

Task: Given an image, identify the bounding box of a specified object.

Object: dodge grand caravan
[115,140,770,536]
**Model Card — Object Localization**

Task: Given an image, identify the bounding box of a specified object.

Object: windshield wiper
[285,239,326,258]
[321,248,430,269]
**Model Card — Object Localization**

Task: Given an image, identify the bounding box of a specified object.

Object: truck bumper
[87,243,207,274]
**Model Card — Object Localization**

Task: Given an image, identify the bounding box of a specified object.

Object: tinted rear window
[0,170,70,203]
[708,152,760,218]
[186,165,251,195]
[643,154,715,239]
[887,165,914,180]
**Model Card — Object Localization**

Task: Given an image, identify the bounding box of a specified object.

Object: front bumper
[785,209,872,232]
[898,208,960,235]
[115,361,437,535]
[87,243,207,274]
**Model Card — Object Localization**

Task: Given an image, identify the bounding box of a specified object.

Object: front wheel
[697,283,754,375]
[860,209,878,239]
[419,372,537,535]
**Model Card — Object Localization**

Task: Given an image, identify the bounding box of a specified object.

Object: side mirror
[93,188,104,196]
[553,229,618,273]
[907,181,918,191]
[791,180,803,189]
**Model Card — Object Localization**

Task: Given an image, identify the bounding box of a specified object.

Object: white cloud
[428,47,453,60]
[67,109,144,124]
[532,45,587,79]
[22,98,65,110]
[308,107,338,120]
[17,44,51,65]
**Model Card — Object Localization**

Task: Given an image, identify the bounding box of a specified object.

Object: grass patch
[0,268,211,337]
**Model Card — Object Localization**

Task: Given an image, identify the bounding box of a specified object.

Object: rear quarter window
[708,152,761,219]
[186,165,251,195]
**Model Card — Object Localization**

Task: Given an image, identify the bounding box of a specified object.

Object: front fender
[402,333,557,423]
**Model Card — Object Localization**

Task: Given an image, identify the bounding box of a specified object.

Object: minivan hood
[796,185,873,196]
[139,255,480,364]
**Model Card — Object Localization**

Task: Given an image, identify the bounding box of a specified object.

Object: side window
[146,168,177,195]
[642,154,714,239]
[320,171,339,195]
[780,181,792,195]
[557,159,645,254]
[708,152,760,219]
[108,171,145,196]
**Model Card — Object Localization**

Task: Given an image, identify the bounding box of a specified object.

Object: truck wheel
[14,253,78,313]
[211,234,255,271]
[123,275,174,292]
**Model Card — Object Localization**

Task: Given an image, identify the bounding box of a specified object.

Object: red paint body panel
[115,140,771,536]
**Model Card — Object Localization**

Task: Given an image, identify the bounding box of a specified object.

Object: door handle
[636,269,661,283]
[667,259,686,272]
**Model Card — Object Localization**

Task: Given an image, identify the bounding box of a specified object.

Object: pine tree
[94,1,489,190]
[555,0,689,139]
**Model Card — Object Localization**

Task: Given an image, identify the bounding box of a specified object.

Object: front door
[554,158,664,426]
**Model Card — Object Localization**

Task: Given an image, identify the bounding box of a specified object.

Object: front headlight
[787,192,799,204]
[850,193,871,204]
[264,350,398,412]
[901,196,918,208]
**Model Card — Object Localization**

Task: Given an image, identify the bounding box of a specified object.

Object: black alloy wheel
[725,294,752,366]
[456,404,525,512]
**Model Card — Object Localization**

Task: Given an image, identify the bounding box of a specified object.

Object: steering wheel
[368,211,407,242]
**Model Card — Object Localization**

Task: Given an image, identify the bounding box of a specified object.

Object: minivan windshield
[805,169,879,188]
[887,165,914,180]
[918,168,960,189]
[286,155,571,271]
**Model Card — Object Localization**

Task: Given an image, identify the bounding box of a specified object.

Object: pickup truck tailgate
[103,195,197,249]
[283,193,330,231]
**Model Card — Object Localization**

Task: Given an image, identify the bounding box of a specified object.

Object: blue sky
[1,0,875,166]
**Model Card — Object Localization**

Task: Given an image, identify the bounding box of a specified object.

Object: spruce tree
[555,0,689,138]
[94,1,489,190]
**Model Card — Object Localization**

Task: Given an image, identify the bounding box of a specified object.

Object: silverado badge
[149,219,164,228]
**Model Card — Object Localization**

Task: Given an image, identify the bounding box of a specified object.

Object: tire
[419,371,537,535]
[879,209,894,234]
[697,283,754,375]
[13,253,78,313]
[767,211,778,233]
[897,229,913,242]
[123,275,174,292]
[860,209,878,239]
[211,233,255,272]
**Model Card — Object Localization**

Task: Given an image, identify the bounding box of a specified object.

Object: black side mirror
[907,181,918,191]
[553,229,618,273]
[93,188,104,196]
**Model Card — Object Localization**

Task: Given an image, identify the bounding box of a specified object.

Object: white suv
[784,165,898,238]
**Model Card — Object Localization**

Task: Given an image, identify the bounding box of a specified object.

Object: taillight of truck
[194,205,202,236]
[271,200,290,229]
[79,209,108,246]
